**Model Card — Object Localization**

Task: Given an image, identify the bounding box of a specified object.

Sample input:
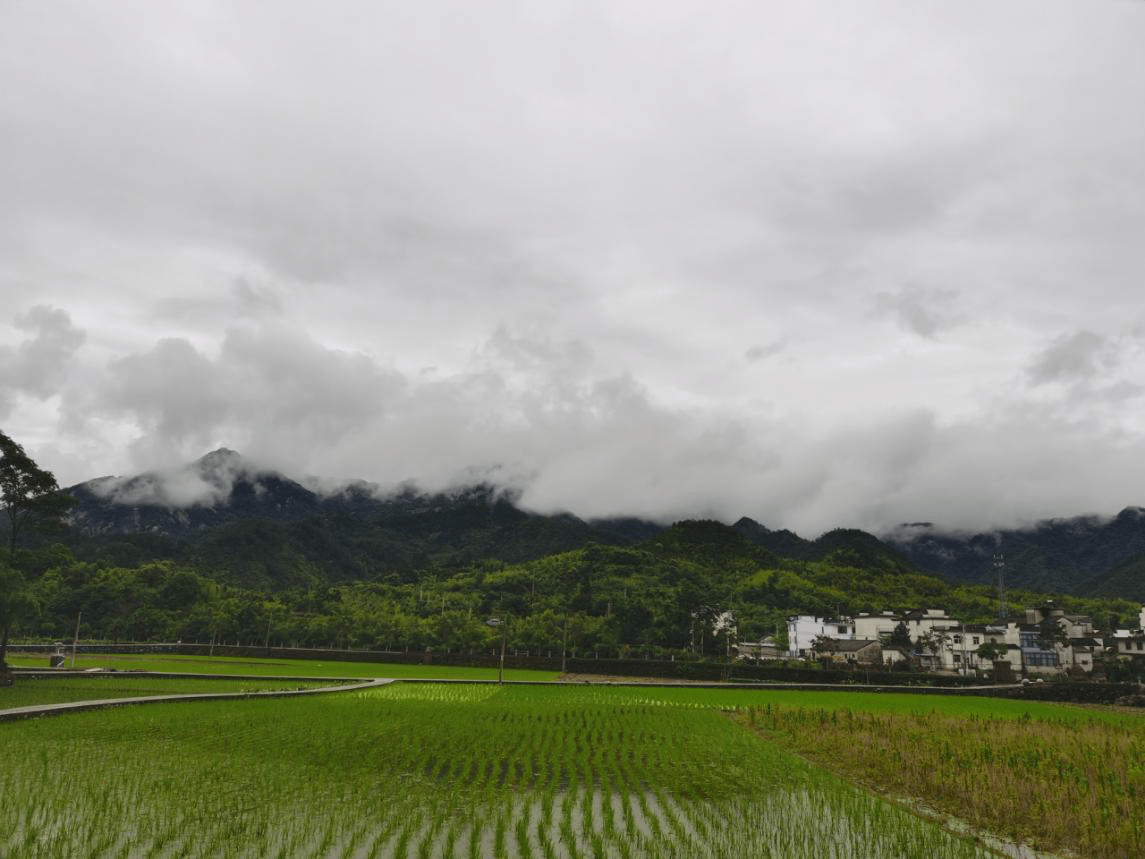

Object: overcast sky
[4,1,1145,536]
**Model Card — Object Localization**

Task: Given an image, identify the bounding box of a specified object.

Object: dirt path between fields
[0,677,393,722]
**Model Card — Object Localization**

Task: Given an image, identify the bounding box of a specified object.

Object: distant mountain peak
[69,447,295,514]
[193,448,251,484]
[195,447,244,468]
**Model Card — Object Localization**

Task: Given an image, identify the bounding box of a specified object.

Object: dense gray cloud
[3,1,1145,535]
[874,288,961,339]
[0,307,86,410]
[1029,331,1111,385]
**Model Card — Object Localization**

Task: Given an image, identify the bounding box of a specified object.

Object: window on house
[972,636,980,645]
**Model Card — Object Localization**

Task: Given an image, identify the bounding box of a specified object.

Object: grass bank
[6,651,559,681]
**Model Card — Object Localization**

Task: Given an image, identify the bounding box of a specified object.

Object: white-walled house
[941,626,997,673]
[787,615,854,659]
[902,608,961,640]
[853,611,899,642]
[1115,630,1145,661]
[1109,605,1145,663]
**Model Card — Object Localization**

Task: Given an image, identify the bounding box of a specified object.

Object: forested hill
[885,507,1145,602]
[56,452,923,594]
[59,450,665,588]
[10,515,1136,650]
[37,449,1145,602]
[8,446,1139,646]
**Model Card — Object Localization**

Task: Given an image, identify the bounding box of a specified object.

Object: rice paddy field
[1,674,1141,858]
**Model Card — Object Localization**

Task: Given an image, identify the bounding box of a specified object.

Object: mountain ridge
[56,449,1145,601]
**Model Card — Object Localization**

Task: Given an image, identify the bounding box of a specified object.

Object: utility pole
[561,614,569,675]
[498,623,506,685]
[994,554,1007,620]
[486,617,506,685]
[71,611,81,669]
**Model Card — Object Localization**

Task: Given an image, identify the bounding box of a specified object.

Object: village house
[1114,629,1145,661]
[733,636,784,662]
[786,615,854,659]
[814,638,883,666]
[965,624,1024,675]
[902,608,961,639]
[852,611,899,642]
[1109,605,1145,664]
[963,617,1069,676]
[1019,603,1102,676]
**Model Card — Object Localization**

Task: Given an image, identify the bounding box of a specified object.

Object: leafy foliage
[4,446,1141,655]
[6,515,1137,660]
[0,430,74,667]
[0,430,73,555]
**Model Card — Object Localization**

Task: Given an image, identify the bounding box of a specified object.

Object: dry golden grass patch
[741,702,1145,859]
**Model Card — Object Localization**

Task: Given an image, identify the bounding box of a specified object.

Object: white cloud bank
[3,1,1145,536]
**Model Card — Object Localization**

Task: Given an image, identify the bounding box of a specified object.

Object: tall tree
[0,559,37,674]
[1,430,70,554]
[0,430,72,668]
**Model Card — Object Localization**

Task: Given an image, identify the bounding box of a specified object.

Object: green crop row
[0,683,999,858]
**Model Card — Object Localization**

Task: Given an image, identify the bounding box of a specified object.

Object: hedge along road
[0,673,394,722]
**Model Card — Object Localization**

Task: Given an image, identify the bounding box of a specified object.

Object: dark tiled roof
[830,639,881,652]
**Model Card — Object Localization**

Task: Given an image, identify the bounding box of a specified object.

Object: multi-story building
[853,611,899,642]
[786,615,854,659]
[901,608,961,640]
[1109,605,1145,664]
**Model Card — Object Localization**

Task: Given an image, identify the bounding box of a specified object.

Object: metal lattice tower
[993,554,1007,620]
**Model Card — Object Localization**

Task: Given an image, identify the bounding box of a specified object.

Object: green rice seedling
[558,787,578,858]
[0,682,1018,858]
